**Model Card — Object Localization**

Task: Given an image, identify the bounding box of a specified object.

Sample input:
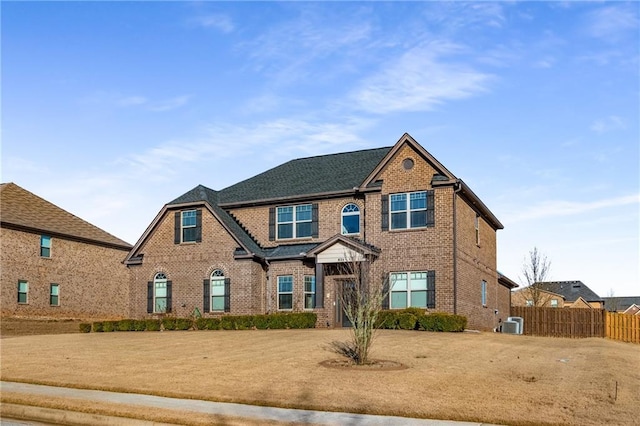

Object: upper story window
[182,210,197,242]
[341,204,360,235]
[174,209,201,244]
[390,191,429,229]
[277,204,312,239]
[481,280,487,306]
[475,215,480,246]
[550,299,558,308]
[40,235,51,257]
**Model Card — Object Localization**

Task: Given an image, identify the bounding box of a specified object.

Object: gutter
[453,182,462,315]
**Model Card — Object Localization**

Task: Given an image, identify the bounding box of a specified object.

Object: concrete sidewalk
[1,381,498,426]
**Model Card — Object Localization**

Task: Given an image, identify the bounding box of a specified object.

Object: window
[389,271,435,309]
[550,299,558,308]
[182,210,197,242]
[154,273,168,313]
[304,276,316,309]
[390,191,428,229]
[50,284,60,306]
[278,276,293,310]
[481,280,487,306]
[277,204,312,239]
[475,215,480,246]
[526,300,534,307]
[210,270,226,311]
[17,281,28,304]
[341,204,360,235]
[40,235,51,257]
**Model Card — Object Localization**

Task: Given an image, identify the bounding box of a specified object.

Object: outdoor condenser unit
[502,320,519,335]
[507,316,524,335]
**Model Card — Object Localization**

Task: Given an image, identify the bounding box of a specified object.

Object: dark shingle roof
[217,147,392,205]
[536,281,602,303]
[168,184,263,256]
[0,182,131,250]
[602,296,640,312]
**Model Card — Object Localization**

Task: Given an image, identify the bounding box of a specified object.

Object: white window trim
[154,273,168,313]
[481,280,487,307]
[304,276,316,310]
[50,283,60,306]
[389,271,432,309]
[277,276,294,310]
[277,204,312,240]
[181,210,197,243]
[341,203,360,235]
[18,280,28,304]
[210,270,225,312]
[40,235,52,258]
[475,215,480,246]
[390,191,428,230]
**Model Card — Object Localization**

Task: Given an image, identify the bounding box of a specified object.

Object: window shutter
[381,273,390,310]
[166,281,173,313]
[381,195,389,231]
[174,212,181,244]
[426,190,435,227]
[315,263,324,309]
[268,207,276,241]
[195,209,202,242]
[224,278,231,312]
[203,279,210,312]
[311,203,319,238]
[147,282,153,313]
[427,271,436,309]
[16,282,20,303]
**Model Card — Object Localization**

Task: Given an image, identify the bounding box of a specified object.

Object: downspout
[453,181,462,315]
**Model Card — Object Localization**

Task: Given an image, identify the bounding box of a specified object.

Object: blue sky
[3,2,639,297]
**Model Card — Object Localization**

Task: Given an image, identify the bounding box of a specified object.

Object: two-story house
[1,183,132,319]
[124,134,516,330]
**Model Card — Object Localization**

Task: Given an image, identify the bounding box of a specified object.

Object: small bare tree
[329,254,388,365]
[520,247,552,307]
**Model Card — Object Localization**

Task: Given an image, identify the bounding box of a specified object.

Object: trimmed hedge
[375,309,467,332]
[81,312,317,333]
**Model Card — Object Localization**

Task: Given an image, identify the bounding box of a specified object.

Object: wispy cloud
[590,115,625,133]
[83,92,191,112]
[585,4,639,42]
[148,95,191,112]
[506,194,640,223]
[350,41,493,114]
[190,14,234,33]
[117,96,147,106]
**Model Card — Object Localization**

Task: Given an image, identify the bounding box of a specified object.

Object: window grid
[304,276,316,309]
[50,284,60,306]
[211,269,225,311]
[390,191,427,230]
[154,273,168,313]
[277,204,312,239]
[40,235,51,257]
[181,210,197,242]
[390,271,434,309]
[481,280,487,306]
[277,276,293,310]
[341,203,360,235]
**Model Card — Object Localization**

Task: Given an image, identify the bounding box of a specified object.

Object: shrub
[162,317,177,331]
[118,319,134,332]
[417,312,467,332]
[145,319,161,331]
[103,321,118,332]
[397,312,418,330]
[133,320,147,331]
[234,315,254,330]
[175,318,193,331]
[220,316,236,330]
[375,310,398,329]
[288,312,317,329]
[79,323,92,333]
[267,313,288,329]
[92,322,103,332]
[253,315,269,330]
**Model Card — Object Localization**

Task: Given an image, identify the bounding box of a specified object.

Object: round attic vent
[402,158,414,170]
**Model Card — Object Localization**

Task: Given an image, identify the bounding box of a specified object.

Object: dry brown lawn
[1,325,639,425]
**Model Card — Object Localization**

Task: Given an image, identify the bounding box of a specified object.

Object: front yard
[1,327,638,425]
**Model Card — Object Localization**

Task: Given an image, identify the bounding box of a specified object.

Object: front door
[336,280,356,327]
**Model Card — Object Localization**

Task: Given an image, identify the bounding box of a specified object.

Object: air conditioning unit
[502,320,519,334]
[507,316,524,335]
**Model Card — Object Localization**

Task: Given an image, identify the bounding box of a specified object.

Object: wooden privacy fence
[510,306,605,338]
[606,312,640,344]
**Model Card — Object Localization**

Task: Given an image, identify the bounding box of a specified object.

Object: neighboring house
[514,281,603,309]
[603,297,640,314]
[124,133,517,330]
[0,183,132,319]
[512,287,565,308]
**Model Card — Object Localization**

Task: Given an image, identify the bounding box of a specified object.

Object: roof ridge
[285,146,392,162]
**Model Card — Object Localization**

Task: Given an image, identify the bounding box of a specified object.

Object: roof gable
[536,281,602,303]
[217,147,391,206]
[0,183,131,250]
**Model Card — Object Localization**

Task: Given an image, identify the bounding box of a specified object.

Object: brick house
[125,133,516,330]
[512,280,604,309]
[0,183,132,319]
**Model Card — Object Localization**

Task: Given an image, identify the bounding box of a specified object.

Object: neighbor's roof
[217,147,392,206]
[535,281,602,303]
[602,296,640,312]
[0,182,131,250]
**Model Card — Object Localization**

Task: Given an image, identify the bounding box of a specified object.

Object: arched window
[210,269,226,312]
[341,203,360,235]
[153,273,168,313]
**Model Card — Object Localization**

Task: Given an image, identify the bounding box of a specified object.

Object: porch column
[315,262,324,308]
